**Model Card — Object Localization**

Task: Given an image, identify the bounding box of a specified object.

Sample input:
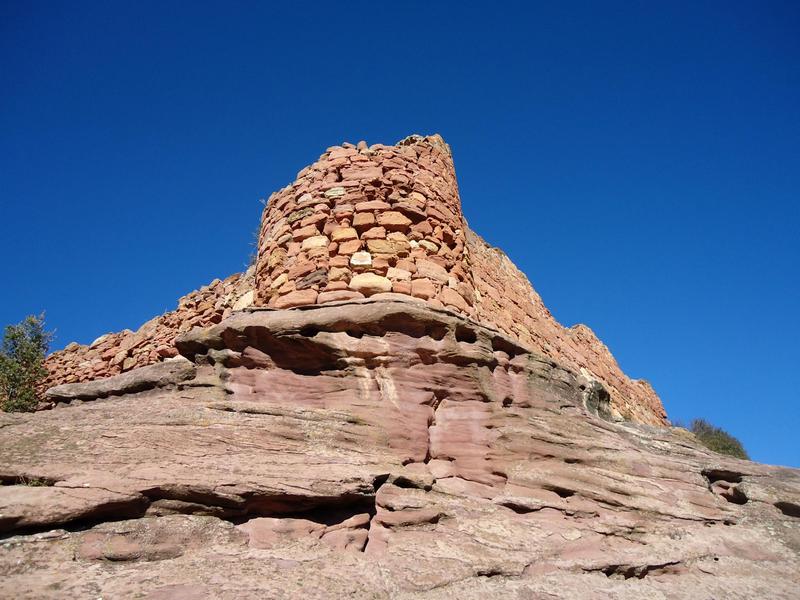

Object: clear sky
[2,2,798,467]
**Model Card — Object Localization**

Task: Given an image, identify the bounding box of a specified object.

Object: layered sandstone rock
[41,134,663,424]
[1,300,798,598]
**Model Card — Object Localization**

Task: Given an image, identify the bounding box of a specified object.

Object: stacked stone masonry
[42,134,666,425]
[467,231,665,425]
[254,135,474,313]
[40,271,254,393]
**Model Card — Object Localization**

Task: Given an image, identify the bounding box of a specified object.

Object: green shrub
[688,418,749,460]
[0,314,53,412]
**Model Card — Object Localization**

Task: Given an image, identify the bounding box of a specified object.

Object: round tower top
[254,135,475,314]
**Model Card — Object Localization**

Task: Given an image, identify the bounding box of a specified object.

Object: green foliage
[688,418,749,460]
[0,314,53,412]
[14,475,54,487]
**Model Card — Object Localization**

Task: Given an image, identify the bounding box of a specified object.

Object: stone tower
[254,135,476,315]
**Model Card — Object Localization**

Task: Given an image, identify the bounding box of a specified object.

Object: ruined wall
[41,271,254,392]
[467,231,666,425]
[254,135,476,314]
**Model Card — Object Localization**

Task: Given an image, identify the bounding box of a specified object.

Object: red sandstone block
[367,239,409,255]
[353,212,375,230]
[318,290,365,303]
[395,258,417,273]
[373,257,390,271]
[321,157,349,169]
[428,204,457,225]
[387,267,411,281]
[337,239,362,255]
[388,171,411,185]
[392,281,412,295]
[392,203,427,223]
[361,226,387,240]
[415,259,449,283]
[341,165,382,181]
[355,200,390,212]
[287,260,317,280]
[305,246,329,260]
[440,287,468,312]
[299,212,327,228]
[332,203,355,218]
[381,157,406,169]
[411,220,433,236]
[457,282,475,306]
[156,345,178,359]
[327,147,357,160]
[329,267,350,282]
[278,280,295,294]
[322,221,337,236]
[324,280,348,291]
[427,298,445,310]
[331,227,358,242]
[386,230,408,242]
[274,289,318,309]
[411,278,436,300]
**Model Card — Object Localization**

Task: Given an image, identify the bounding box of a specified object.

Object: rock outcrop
[1,299,798,598]
[42,135,665,424]
[10,134,796,598]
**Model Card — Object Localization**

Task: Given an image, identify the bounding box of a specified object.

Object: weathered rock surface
[44,357,195,402]
[2,300,798,598]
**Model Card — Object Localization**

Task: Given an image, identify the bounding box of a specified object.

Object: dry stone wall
[467,231,666,425]
[42,134,667,425]
[254,135,476,314]
[41,271,254,393]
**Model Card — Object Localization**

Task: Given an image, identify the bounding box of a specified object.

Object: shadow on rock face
[1,299,799,598]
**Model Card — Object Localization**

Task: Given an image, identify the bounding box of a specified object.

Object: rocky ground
[1,299,798,598]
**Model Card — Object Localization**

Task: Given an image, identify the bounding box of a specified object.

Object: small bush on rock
[688,418,749,460]
[0,314,53,412]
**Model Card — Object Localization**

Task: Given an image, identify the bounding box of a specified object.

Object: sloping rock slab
[1,301,798,598]
[44,357,195,402]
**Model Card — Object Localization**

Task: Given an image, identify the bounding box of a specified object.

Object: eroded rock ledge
[1,300,799,598]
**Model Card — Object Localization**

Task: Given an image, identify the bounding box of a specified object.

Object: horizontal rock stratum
[2,298,799,598]
[42,134,665,425]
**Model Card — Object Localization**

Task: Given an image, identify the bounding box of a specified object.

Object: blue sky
[1,2,798,466]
